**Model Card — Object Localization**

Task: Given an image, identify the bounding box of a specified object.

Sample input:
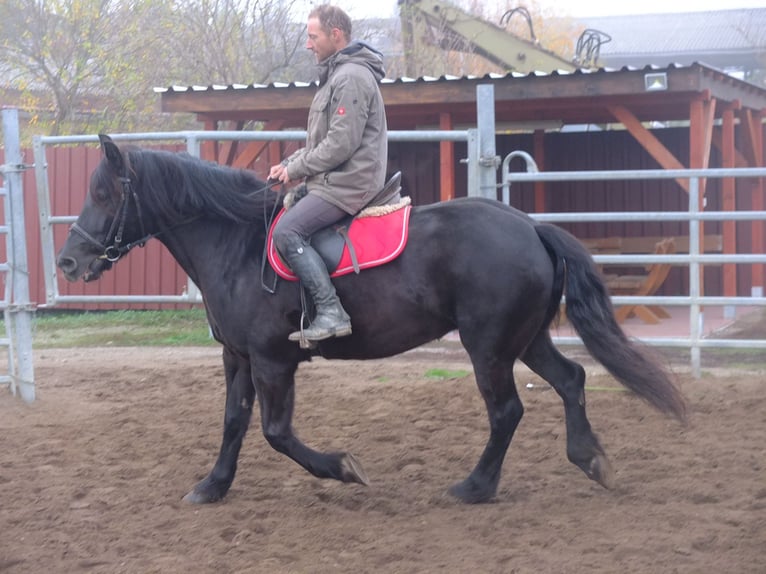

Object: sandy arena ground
[1,344,764,573]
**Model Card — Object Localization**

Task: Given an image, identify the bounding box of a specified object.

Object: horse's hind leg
[184,347,255,503]
[450,355,523,504]
[521,331,615,489]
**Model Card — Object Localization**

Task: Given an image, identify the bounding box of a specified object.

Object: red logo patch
[337,107,346,115]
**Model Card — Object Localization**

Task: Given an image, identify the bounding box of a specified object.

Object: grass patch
[584,386,628,393]
[424,368,471,380]
[27,309,215,348]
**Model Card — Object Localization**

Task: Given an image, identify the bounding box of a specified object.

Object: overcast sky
[336,0,766,20]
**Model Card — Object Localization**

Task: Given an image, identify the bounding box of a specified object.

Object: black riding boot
[280,238,352,342]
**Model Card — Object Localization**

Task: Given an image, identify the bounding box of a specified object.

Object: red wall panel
[1,127,761,310]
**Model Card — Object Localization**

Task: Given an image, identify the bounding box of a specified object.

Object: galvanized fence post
[33,136,58,306]
[688,176,702,378]
[466,129,479,198]
[476,84,499,200]
[2,109,35,401]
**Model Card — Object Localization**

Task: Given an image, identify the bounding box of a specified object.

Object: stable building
[158,62,766,299]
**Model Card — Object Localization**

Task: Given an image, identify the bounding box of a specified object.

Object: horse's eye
[92,185,111,204]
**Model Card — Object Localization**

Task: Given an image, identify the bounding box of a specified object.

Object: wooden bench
[581,234,723,324]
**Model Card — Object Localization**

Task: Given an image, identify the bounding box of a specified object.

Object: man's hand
[268,163,291,184]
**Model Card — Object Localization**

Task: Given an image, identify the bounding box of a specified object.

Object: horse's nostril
[57,255,77,273]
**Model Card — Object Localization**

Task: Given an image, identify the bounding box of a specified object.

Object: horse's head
[57,134,148,282]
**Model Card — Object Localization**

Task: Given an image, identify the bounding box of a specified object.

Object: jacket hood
[318,41,386,84]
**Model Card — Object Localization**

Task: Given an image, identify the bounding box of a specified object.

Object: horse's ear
[99,134,125,174]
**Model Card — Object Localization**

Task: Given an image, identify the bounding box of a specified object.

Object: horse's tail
[535,223,687,422]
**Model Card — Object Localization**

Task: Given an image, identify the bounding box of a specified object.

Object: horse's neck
[157,220,264,293]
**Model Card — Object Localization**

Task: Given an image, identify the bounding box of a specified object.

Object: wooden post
[533,129,545,213]
[268,141,282,176]
[752,112,765,295]
[689,97,716,299]
[721,107,737,299]
[200,118,217,162]
[439,112,455,201]
[738,109,765,295]
[217,121,245,165]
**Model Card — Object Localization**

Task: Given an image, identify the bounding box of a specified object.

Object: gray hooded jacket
[284,42,388,215]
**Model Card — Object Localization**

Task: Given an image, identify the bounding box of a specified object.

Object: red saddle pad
[267,205,412,281]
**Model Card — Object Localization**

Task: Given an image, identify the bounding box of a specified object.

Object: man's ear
[99,134,125,174]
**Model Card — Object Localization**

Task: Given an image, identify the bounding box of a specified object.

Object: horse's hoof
[587,454,616,490]
[184,490,214,504]
[182,483,226,504]
[340,453,369,486]
[448,478,495,504]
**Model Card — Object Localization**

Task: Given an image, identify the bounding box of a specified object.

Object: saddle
[268,172,412,281]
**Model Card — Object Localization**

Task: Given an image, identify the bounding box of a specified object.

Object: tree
[732,11,766,87]
[0,0,178,135]
[159,0,311,86]
[0,0,313,136]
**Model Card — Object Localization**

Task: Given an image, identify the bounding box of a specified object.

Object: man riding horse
[268,4,391,343]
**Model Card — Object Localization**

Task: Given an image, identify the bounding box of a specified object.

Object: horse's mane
[122,147,281,225]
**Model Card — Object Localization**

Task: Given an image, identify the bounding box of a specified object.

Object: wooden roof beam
[230,120,287,169]
[689,96,716,178]
[607,104,688,192]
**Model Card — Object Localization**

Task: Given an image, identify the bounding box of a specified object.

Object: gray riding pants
[272,192,348,254]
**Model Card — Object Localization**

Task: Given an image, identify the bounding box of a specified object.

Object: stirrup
[288,321,352,345]
[294,328,317,350]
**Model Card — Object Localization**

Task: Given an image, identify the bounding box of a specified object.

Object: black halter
[70,173,153,263]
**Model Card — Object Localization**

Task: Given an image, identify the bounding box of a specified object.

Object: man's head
[306,4,352,63]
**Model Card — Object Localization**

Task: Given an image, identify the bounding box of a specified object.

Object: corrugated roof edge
[152,62,764,94]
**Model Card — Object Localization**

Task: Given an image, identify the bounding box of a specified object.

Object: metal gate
[501,152,766,376]
[1,109,35,401]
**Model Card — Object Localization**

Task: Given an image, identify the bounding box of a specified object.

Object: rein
[260,181,285,294]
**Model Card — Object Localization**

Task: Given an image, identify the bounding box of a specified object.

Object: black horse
[57,135,686,504]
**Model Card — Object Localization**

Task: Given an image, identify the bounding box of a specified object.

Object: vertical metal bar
[2,109,35,402]
[476,84,498,200]
[466,129,479,198]
[501,151,539,205]
[186,136,201,159]
[1,185,16,395]
[184,135,203,303]
[33,136,59,306]
[688,176,702,378]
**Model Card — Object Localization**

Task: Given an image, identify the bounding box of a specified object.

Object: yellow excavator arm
[399,0,577,75]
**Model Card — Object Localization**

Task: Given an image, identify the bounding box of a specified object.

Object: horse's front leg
[254,356,369,486]
[184,347,255,504]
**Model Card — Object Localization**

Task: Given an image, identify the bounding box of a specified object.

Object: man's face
[306,17,338,63]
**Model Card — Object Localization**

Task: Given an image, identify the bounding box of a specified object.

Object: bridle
[70,174,153,263]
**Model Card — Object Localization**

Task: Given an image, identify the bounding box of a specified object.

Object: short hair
[309,4,352,42]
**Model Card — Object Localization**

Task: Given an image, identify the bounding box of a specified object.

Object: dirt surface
[1,344,765,574]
